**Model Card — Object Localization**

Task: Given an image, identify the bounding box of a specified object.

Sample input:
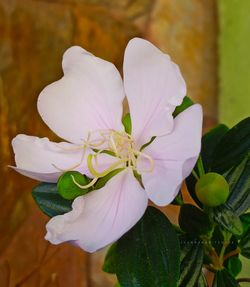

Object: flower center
[84,129,154,176]
[54,129,154,189]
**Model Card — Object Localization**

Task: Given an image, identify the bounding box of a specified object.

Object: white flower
[12,38,202,252]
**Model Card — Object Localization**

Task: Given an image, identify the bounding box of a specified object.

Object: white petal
[45,168,148,252]
[38,46,125,144]
[124,38,186,147]
[139,105,203,206]
[11,134,89,182]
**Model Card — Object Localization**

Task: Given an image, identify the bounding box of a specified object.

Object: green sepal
[171,191,184,206]
[179,204,212,236]
[95,168,124,190]
[122,113,132,134]
[102,243,117,274]
[178,235,204,287]
[213,206,243,236]
[57,171,90,200]
[225,256,242,277]
[115,207,180,287]
[173,96,194,117]
[239,230,250,259]
[212,269,239,287]
[32,183,72,217]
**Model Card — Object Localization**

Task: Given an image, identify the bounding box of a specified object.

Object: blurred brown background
[0,0,218,286]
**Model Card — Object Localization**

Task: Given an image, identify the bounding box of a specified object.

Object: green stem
[219,232,232,264]
[197,156,205,177]
[192,169,199,180]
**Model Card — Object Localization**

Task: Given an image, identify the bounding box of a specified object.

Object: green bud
[57,171,90,200]
[195,172,229,207]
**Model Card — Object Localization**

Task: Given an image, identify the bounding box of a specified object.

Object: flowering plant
[11,38,250,286]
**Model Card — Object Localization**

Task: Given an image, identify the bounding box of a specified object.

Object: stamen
[71,175,98,189]
[52,145,87,172]
[53,129,155,189]
[87,154,125,178]
[133,150,155,173]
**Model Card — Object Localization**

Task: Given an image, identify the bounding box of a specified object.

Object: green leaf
[239,231,250,259]
[178,237,204,287]
[240,213,250,237]
[195,272,208,287]
[225,155,250,215]
[213,206,243,236]
[171,192,184,206]
[32,183,72,217]
[211,117,250,174]
[226,256,242,277]
[212,269,239,287]
[102,243,117,274]
[179,204,212,236]
[201,124,229,172]
[122,113,132,134]
[115,207,180,287]
[173,96,194,117]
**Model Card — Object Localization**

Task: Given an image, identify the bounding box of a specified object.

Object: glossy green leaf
[213,206,243,236]
[201,124,229,172]
[179,204,212,236]
[225,155,250,215]
[32,183,72,217]
[102,243,117,274]
[212,269,239,287]
[115,207,180,287]
[211,117,250,174]
[122,113,132,134]
[226,256,242,277]
[178,236,204,287]
[240,213,250,237]
[173,96,193,117]
[239,231,250,259]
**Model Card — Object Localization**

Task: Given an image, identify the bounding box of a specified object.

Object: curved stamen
[52,145,87,172]
[133,150,155,173]
[87,154,126,178]
[71,175,98,189]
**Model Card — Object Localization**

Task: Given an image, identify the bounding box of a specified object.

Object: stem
[197,156,205,177]
[223,247,241,262]
[237,278,250,283]
[192,169,199,180]
[209,247,223,270]
[219,231,232,265]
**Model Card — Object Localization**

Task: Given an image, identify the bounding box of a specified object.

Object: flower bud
[57,171,90,200]
[195,172,229,207]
